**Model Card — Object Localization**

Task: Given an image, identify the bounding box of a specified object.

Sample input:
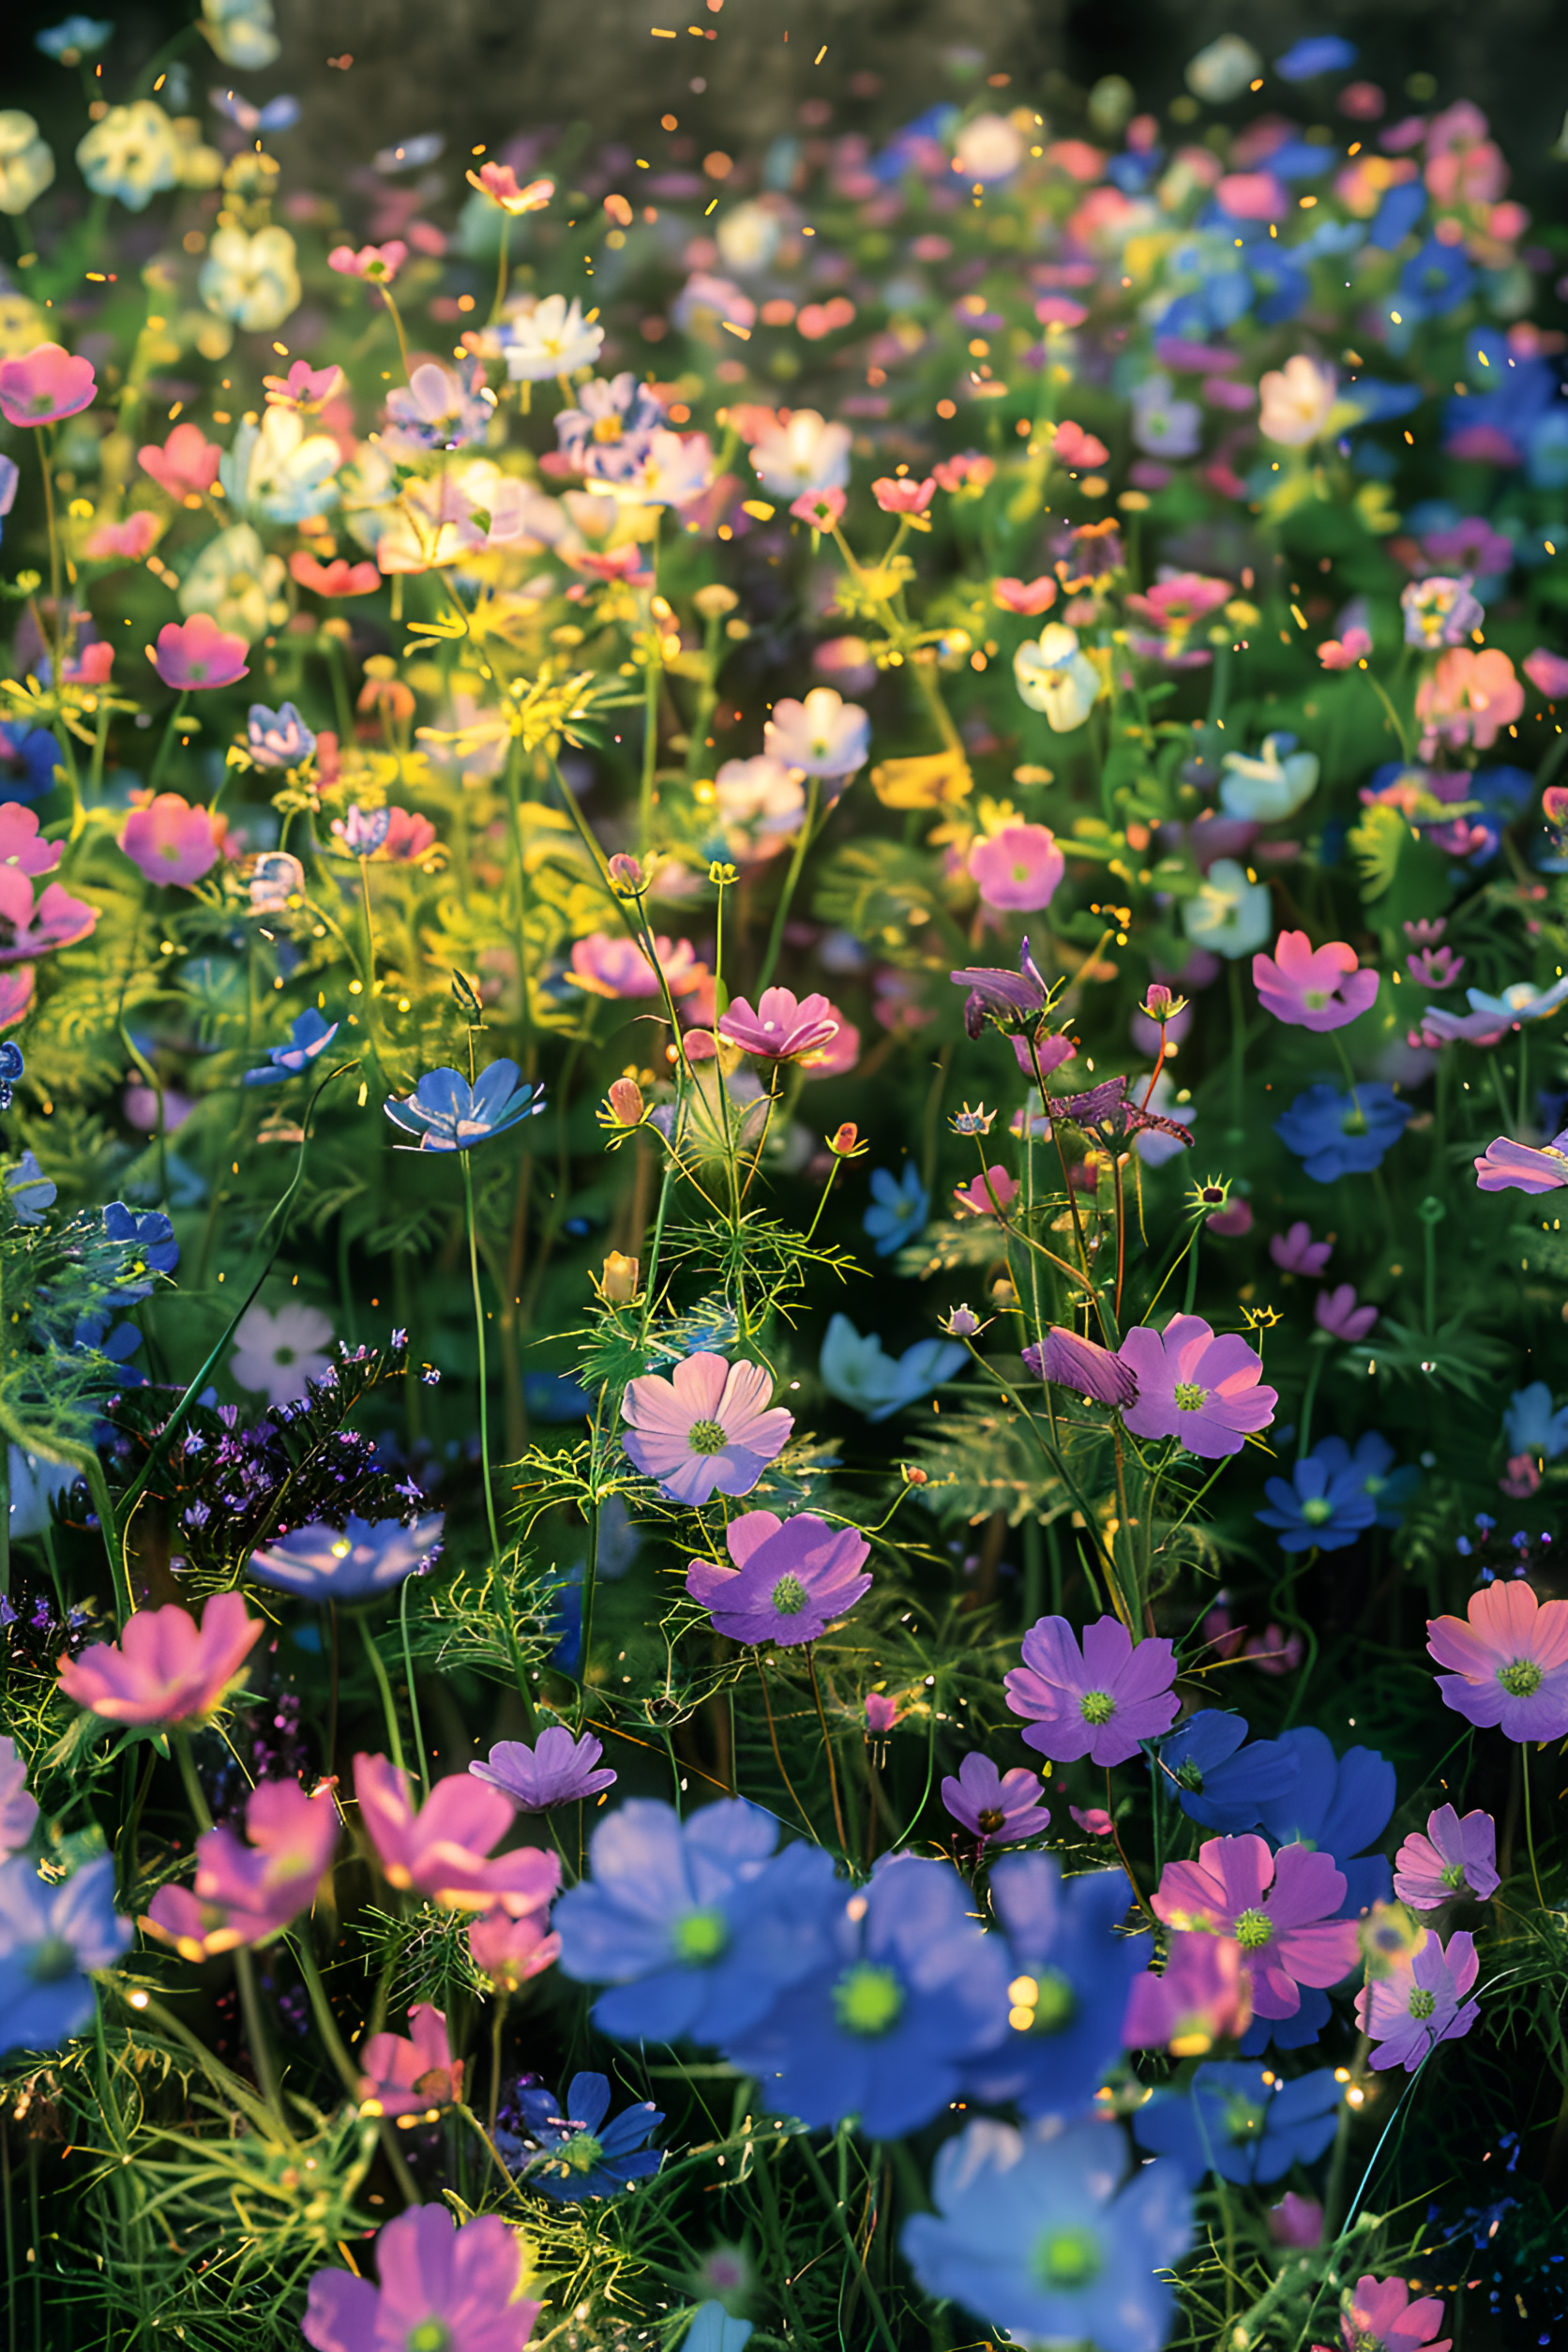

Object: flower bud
[607,852,644,894]
[693,582,739,618]
[942,1304,982,1337]
[1140,982,1187,1025]
[901,1464,928,1485]
[865,1691,898,1732]
[607,1077,644,1126]
[827,1121,867,1158]
[599,1251,640,1304]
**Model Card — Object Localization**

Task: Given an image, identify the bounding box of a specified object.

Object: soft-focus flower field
[3,8,1568,2348]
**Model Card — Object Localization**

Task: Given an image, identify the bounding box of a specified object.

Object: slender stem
[757,1652,814,1837]
[1522,1739,1545,1909]
[379,287,413,378]
[358,1613,405,1774]
[488,1995,506,2136]
[232,1950,283,2113]
[399,1574,429,1796]
[37,434,61,660]
[490,215,512,324]
[639,513,663,852]
[294,1937,364,2099]
[147,691,188,793]
[1297,1344,1326,1462]
[462,1151,504,1570]
[806,1644,849,1852]
[796,2135,901,2352]
[756,776,821,995]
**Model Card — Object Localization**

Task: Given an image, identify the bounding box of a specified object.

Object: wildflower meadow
[3,7,1568,2347]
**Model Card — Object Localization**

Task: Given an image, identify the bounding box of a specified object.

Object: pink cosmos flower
[138,423,222,501]
[58,1591,262,1728]
[1523,647,1568,701]
[358,2002,464,2117]
[718,987,839,1063]
[1415,646,1524,755]
[1253,931,1379,1032]
[686,1509,872,1645]
[1474,1128,1568,1193]
[120,792,225,888]
[762,687,869,777]
[952,1165,1020,1219]
[1339,2274,1451,2352]
[144,1777,339,1959]
[1032,297,1087,331]
[63,641,114,686]
[1004,1612,1179,1766]
[150,613,249,691]
[1267,2193,1323,2250]
[931,452,996,493]
[0,343,96,429]
[84,512,162,562]
[1153,1834,1361,2020]
[1315,1284,1378,1344]
[1407,943,1464,988]
[1394,1802,1499,1910]
[263,360,345,412]
[289,550,381,596]
[1425,1579,1568,1740]
[0,1736,38,1859]
[1021,1325,1138,1408]
[1123,572,1232,630]
[470,1728,616,1812]
[303,2206,541,2352]
[621,1350,794,1505]
[941,1752,1050,1847]
[1052,418,1108,468]
[1356,1928,1479,2074]
[1122,1929,1252,2054]
[0,867,97,961]
[1318,628,1373,670]
[468,1906,561,1990]
[791,485,846,529]
[1118,1315,1277,1458]
[993,575,1057,615]
[871,475,935,515]
[969,822,1065,912]
[465,162,553,215]
[1070,1805,1114,1835]
[327,240,409,281]
[566,931,706,1000]
[354,1753,564,1916]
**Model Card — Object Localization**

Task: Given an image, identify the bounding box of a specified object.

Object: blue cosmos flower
[723,1854,1011,2140]
[1274,1083,1411,1182]
[73,1316,146,1391]
[244,1007,341,1086]
[683,2306,753,2352]
[1154,1712,1301,1832]
[1367,184,1427,249]
[6,1152,54,1227]
[0,1041,23,1111]
[903,2116,1190,2352]
[384,1061,546,1152]
[1255,1726,1395,1920]
[507,2072,663,2200]
[1246,241,1311,327]
[1256,1440,1380,1553]
[1274,35,1357,78]
[1466,974,1568,1025]
[1398,237,1475,321]
[1343,1430,1418,1527]
[0,1855,130,2056]
[961,1855,1145,2119]
[862,1164,928,1258]
[104,1203,178,1298]
[1341,376,1423,424]
[1504,1381,1568,1459]
[247,1512,445,1601]
[819,1314,966,1422]
[0,724,59,805]
[36,15,114,56]
[554,1797,838,2043]
[1132,2061,1341,2184]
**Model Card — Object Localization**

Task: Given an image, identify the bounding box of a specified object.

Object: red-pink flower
[149,613,249,690]
[1123,1929,1252,2053]
[1253,930,1379,1032]
[304,2207,540,2352]
[144,1777,340,1959]
[790,485,846,529]
[1153,1834,1361,2020]
[871,475,935,515]
[263,360,345,412]
[1339,2274,1451,2352]
[1523,646,1568,700]
[327,240,408,282]
[1415,646,1524,754]
[953,1165,1019,1219]
[1052,418,1108,469]
[718,986,839,1063]
[1318,627,1372,670]
[358,2002,464,2117]
[289,550,381,596]
[63,641,114,686]
[354,1753,563,1916]
[0,343,96,429]
[469,1907,561,1990]
[621,1350,794,1505]
[1033,295,1087,329]
[58,1591,262,1728]
[993,575,1057,615]
[138,423,222,501]
[0,867,96,961]
[566,930,706,1000]
[969,822,1064,912]
[121,792,226,888]
[84,511,162,562]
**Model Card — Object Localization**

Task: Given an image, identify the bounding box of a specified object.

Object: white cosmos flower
[1014,623,1102,732]
[0,114,55,216]
[1218,735,1319,822]
[502,294,605,383]
[764,688,870,778]
[749,409,852,498]
[231,1303,333,1408]
[1183,857,1274,960]
[198,224,300,334]
[1259,355,1338,449]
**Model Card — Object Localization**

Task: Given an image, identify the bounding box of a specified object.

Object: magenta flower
[940,1752,1049,1847]
[1004,1613,1179,1766]
[1394,1803,1499,1910]
[1267,2193,1323,2250]
[120,793,225,888]
[1118,1315,1277,1458]
[1122,1929,1252,2054]
[1252,930,1379,1032]
[304,2206,541,2352]
[326,239,409,282]
[1318,627,1373,670]
[57,1591,262,1728]
[144,1777,339,1960]
[85,512,161,561]
[1355,1928,1479,2074]
[686,1510,871,1645]
[0,807,61,879]
[150,613,249,690]
[468,1905,561,1990]
[952,1165,1019,1219]
[1425,1580,1568,1740]
[1315,1284,1377,1343]
[1153,1835,1361,2021]
[1474,1128,1568,1193]
[1407,944,1464,988]
[968,822,1065,913]
[1524,647,1568,701]
[865,1691,898,1735]
[358,2002,464,2117]
[1339,2274,1451,2352]
[1269,1221,1333,1275]
[566,930,706,1000]
[0,342,96,428]
[0,1737,38,1859]
[138,423,222,500]
[621,1350,793,1505]
[354,1754,563,1916]
[470,1728,617,1812]
[0,867,97,961]
[1022,1325,1138,1408]
[718,987,840,1063]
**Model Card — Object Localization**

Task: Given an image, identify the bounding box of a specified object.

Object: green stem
[1523,1739,1545,1909]
[639,513,663,852]
[294,1937,364,2100]
[462,1152,504,1571]
[146,690,188,793]
[796,2134,901,2352]
[1297,1344,1325,1462]
[490,215,512,324]
[575,1495,599,1730]
[399,1573,429,1797]
[756,774,821,995]
[358,1613,405,1775]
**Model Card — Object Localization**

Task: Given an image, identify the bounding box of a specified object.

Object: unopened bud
[827,1121,866,1158]
[901,1464,928,1486]
[693,582,739,618]
[599,1251,640,1304]
[607,852,644,894]
[942,1304,983,1337]
[1140,982,1187,1026]
[450,969,484,1021]
[607,1077,644,1126]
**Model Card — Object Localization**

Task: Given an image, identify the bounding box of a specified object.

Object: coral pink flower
[0,806,61,878]
[1394,1802,1499,1910]
[1318,627,1372,670]
[870,475,935,514]
[1315,1284,1377,1344]
[469,1907,561,1990]
[144,1777,340,1959]
[1118,1315,1276,1458]
[149,613,249,690]
[993,575,1057,615]
[1033,295,1087,329]
[686,1509,873,1646]
[327,240,408,281]
[718,986,839,1063]
[84,512,162,562]
[1338,2273,1451,2352]
[304,2206,541,2352]
[288,550,380,596]
[621,1350,793,1505]
[358,2002,464,2117]
[63,641,114,686]
[354,1754,563,1916]
[790,485,846,532]
[1425,1579,1568,1740]
[1052,418,1109,468]
[0,343,96,429]
[120,792,226,888]
[1123,1929,1252,2053]
[952,1165,1019,1219]
[931,452,995,491]
[969,822,1064,912]
[58,1591,262,1727]
[1523,647,1568,700]
[1415,646,1524,754]
[0,867,97,961]
[1253,935,1379,1033]
[567,930,705,1000]
[1005,1612,1178,1766]
[1153,1834,1360,2019]
[137,423,222,501]
[465,162,554,214]
[262,360,345,412]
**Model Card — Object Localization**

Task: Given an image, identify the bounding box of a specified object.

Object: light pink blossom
[303,2206,540,2352]
[762,687,868,777]
[0,868,96,961]
[0,342,96,429]
[358,2002,463,2117]
[327,240,408,281]
[120,792,225,888]
[718,986,839,1063]
[149,613,249,690]
[969,822,1065,912]
[144,1777,339,1959]
[621,1351,794,1505]
[138,423,222,500]
[1253,931,1379,1031]
[58,1591,262,1728]
[84,511,162,561]
[1319,628,1373,670]
[566,931,706,1000]
[354,1753,563,1917]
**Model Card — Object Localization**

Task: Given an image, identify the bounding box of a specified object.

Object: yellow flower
[169,117,223,191]
[868,748,973,808]
[76,101,178,212]
[0,113,54,217]
[201,0,280,69]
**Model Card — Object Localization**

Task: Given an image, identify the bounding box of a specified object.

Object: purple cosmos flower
[717,988,840,1063]
[686,1511,871,1646]
[1420,1005,1510,1045]
[0,1737,38,1860]
[1004,1614,1179,1766]
[1118,1316,1277,1458]
[1356,1927,1480,2073]
[1315,1284,1377,1343]
[1022,1326,1138,1408]
[1253,932,1380,1033]
[1425,1580,1568,1739]
[941,1753,1050,1847]
[247,1512,445,1601]
[1340,2273,1452,2352]
[303,2205,541,2352]
[1269,1221,1333,1275]
[471,1728,617,1812]
[949,937,1055,1033]
[865,1692,898,1734]
[1153,1835,1361,2021]
[1394,1804,1500,1910]
[621,1352,794,1506]
[1473,1127,1568,1193]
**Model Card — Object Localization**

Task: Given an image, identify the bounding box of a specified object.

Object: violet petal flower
[1004,1613,1179,1766]
[1153,1834,1360,2019]
[470,1728,617,1812]
[717,987,840,1063]
[1393,1803,1499,1910]
[1315,1285,1378,1343]
[146,1778,339,1959]
[0,1738,38,1860]
[1355,1927,1480,2072]
[686,1510,872,1646]
[1022,1326,1138,1408]
[1474,1128,1568,1194]
[303,2206,540,2352]
[1118,1316,1277,1458]
[1269,1221,1332,1275]
[1425,1581,1568,1740]
[621,1351,794,1505]
[940,1752,1050,1846]
[248,1512,445,1601]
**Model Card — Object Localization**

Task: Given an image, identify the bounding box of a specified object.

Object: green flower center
[407,2325,451,2352]
[1173,1381,1206,1410]
[1302,1497,1334,1525]
[27,1936,76,1985]
[771,1576,807,1616]
[1011,1966,1076,2036]
[1499,1658,1543,1696]
[1221,2093,1266,2142]
[1234,1907,1273,1952]
[1173,1759,1205,1792]
[1079,1689,1115,1726]
[833,1961,904,2038]
[1440,1862,1466,1891]
[1408,1987,1437,2020]
[559,2132,604,2174]
[672,1907,729,1965]
[687,1419,728,1455]
[1304,988,1332,1009]
[1032,2224,1102,2291]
